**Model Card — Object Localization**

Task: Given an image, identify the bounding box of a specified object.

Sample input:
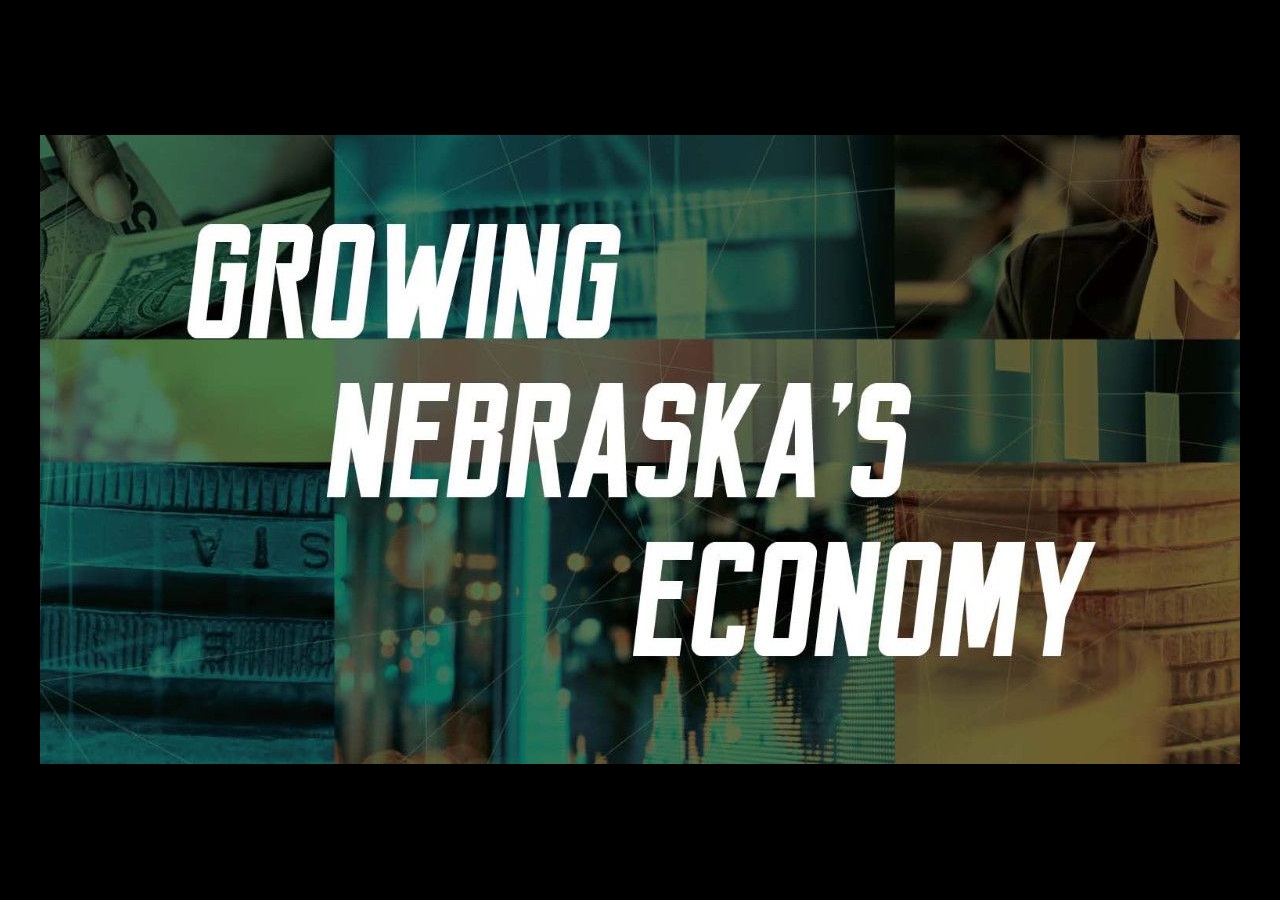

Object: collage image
[40,134,1239,763]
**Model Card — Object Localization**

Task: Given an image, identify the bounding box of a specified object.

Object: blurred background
[40,341,337,463]
[887,340,1241,464]
[335,465,895,764]
[894,134,1126,337]
[333,135,893,339]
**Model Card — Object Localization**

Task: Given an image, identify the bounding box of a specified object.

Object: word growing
[187,223,621,339]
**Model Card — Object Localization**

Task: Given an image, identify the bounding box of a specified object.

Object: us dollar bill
[54,188,330,338]
[41,142,330,338]
[40,144,181,336]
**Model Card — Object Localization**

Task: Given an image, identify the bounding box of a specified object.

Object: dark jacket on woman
[981,218,1157,338]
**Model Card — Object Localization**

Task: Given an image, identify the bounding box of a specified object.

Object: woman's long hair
[1121,135,1240,219]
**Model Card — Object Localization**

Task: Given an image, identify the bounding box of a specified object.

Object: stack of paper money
[39,145,329,338]
[39,462,335,763]
[895,464,1241,764]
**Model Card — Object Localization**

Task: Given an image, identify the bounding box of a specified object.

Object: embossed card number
[40,506,333,576]
[40,606,334,681]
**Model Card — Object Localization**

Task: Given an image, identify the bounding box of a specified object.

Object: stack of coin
[39,462,335,763]
[895,464,1240,764]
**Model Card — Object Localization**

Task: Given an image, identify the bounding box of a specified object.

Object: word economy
[633,540,1095,658]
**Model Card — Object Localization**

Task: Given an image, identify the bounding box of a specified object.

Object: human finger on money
[46,134,130,223]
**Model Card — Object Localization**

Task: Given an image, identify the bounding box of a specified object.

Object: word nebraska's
[328,381,911,500]
[636,541,1096,658]
[187,222,621,339]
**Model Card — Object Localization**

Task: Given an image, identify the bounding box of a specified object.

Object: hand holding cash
[42,134,132,223]
[40,138,329,338]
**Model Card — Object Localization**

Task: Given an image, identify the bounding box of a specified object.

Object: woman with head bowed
[982,135,1239,339]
